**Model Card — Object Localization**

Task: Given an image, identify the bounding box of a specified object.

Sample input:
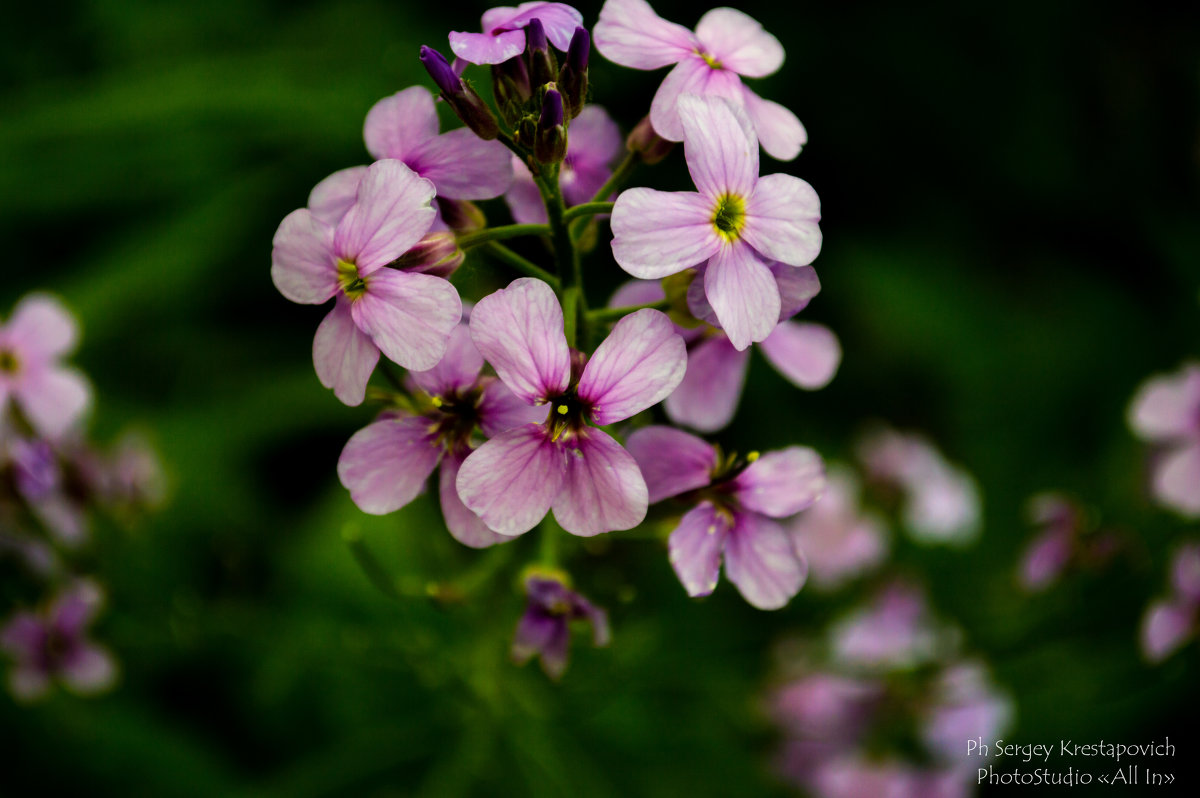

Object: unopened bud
[419,45,499,140]
[526,19,558,87]
[492,56,532,126]
[626,115,674,164]
[437,197,486,232]
[558,27,589,119]
[534,87,567,164]
[390,232,464,278]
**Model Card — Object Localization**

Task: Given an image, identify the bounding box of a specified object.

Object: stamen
[696,49,723,70]
[336,259,369,299]
[712,194,746,241]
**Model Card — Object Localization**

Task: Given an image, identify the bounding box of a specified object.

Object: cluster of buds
[0,293,164,701]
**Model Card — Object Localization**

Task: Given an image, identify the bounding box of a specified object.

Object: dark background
[1,0,1198,795]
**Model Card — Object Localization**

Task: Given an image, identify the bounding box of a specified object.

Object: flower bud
[558,27,589,119]
[526,19,558,88]
[626,115,674,165]
[437,197,486,232]
[534,87,567,165]
[492,56,532,126]
[389,231,464,278]
[419,45,500,140]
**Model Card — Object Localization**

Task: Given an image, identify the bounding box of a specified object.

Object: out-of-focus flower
[338,324,542,548]
[786,468,888,592]
[626,425,824,609]
[920,662,1014,767]
[449,2,584,65]
[1140,542,1200,662]
[505,105,622,224]
[1016,493,1121,592]
[1127,362,1200,517]
[6,437,87,546]
[611,95,821,349]
[857,426,981,545]
[0,581,116,701]
[0,294,90,440]
[271,160,462,405]
[511,570,609,679]
[457,278,685,537]
[593,0,805,159]
[829,582,941,670]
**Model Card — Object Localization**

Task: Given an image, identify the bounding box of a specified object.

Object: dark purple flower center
[546,392,590,442]
[426,387,485,454]
[684,447,761,517]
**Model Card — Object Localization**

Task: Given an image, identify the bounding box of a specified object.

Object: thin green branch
[456,223,550,249]
[561,201,615,224]
[586,299,670,324]
[480,242,559,288]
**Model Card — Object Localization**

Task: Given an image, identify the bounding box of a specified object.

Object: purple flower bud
[419,45,462,96]
[526,18,548,55]
[625,115,674,164]
[534,87,567,164]
[436,197,487,232]
[388,231,465,278]
[539,87,564,129]
[492,56,532,125]
[526,18,558,87]
[558,26,589,119]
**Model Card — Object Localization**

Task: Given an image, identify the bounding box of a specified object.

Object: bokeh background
[2,0,1199,795]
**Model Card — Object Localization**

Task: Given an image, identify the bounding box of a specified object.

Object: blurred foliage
[1,0,1199,795]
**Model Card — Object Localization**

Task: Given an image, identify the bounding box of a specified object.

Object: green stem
[586,299,670,324]
[456,223,550,249]
[539,166,588,347]
[561,201,615,224]
[587,149,638,205]
[481,242,560,288]
[562,286,579,347]
[539,517,560,567]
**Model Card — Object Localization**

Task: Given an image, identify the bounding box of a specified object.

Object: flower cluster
[0,293,163,701]
[272,0,835,677]
[1140,542,1200,663]
[1128,361,1200,518]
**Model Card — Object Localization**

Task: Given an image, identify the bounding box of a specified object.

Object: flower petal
[678,93,759,199]
[307,166,368,227]
[552,429,648,536]
[334,160,437,273]
[1155,443,1200,517]
[704,243,780,350]
[609,278,666,309]
[362,86,439,161]
[664,334,749,432]
[457,425,566,536]
[313,299,381,406]
[59,644,117,694]
[774,263,821,321]
[695,8,784,78]
[724,513,807,610]
[1141,600,1194,662]
[270,208,337,304]
[350,269,461,371]
[503,160,548,225]
[407,324,483,399]
[448,29,528,65]
[625,425,717,503]
[759,321,841,389]
[15,367,90,440]
[743,173,822,266]
[593,0,696,69]
[668,502,729,598]
[485,2,585,50]
[469,277,570,404]
[742,87,807,161]
[649,57,746,142]
[409,129,515,200]
[567,105,623,169]
[1128,364,1200,441]
[578,309,686,425]
[439,452,509,548]
[734,446,826,518]
[337,416,441,514]
[477,377,548,438]
[611,188,720,279]
[5,294,78,361]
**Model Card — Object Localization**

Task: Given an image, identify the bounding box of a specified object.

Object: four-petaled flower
[610,94,821,350]
[272,159,462,406]
[337,324,543,548]
[450,2,584,65]
[0,294,90,440]
[594,0,805,159]
[457,278,686,537]
[626,425,824,609]
[511,570,610,679]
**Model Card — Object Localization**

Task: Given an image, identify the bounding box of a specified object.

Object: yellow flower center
[336,259,368,300]
[697,50,723,70]
[712,194,746,241]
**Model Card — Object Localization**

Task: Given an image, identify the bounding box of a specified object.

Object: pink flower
[505,105,622,225]
[626,425,824,609]
[1128,362,1200,517]
[919,662,1013,767]
[0,581,116,701]
[511,571,610,680]
[610,94,821,350]
[0,294,90,440]
[271,159,462,406]
[456,278,686,537]
[449,2,584,65]
[593,0,805,160]
[829,582,940,670]
[1140,542,1200,662]
[786,468,888,592]
[337,324,543,548]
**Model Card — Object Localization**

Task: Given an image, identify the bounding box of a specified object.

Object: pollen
[711,194,746,241]
[746,451,760,463]
[697,49,723,70]
[336,259,369,300]
[556,404,569,415]
[430,396,444,408]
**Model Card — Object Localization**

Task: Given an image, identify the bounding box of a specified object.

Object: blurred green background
[2,0,1199,795]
